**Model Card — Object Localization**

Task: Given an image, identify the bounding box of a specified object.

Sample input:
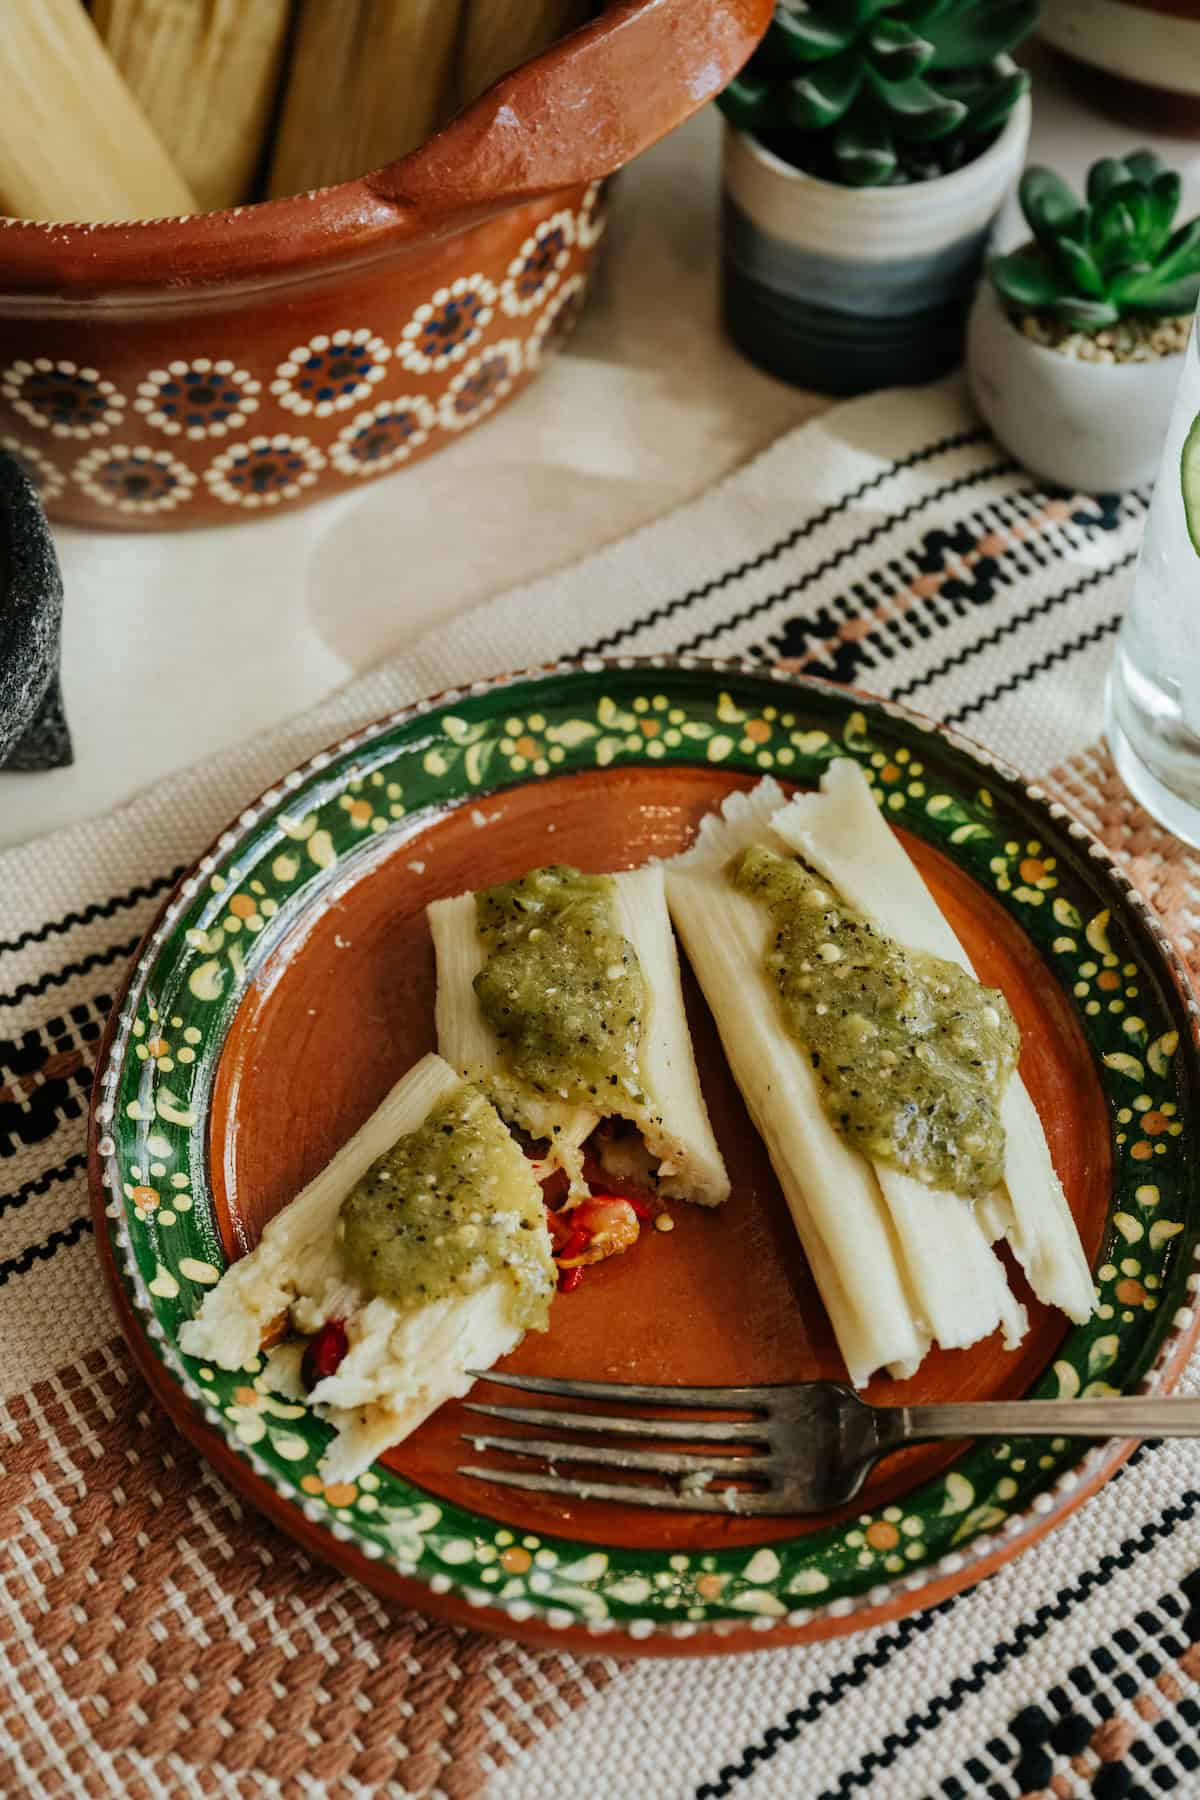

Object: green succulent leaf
[1154,216,1200,281]
[786,49,865,129]
[990,247,1068,311]
[956,68,1028,142]
[717,66,780,132]
[1086,158,1131,209]
[1147,173,1184,253]
[769,1,856,62]
[866,71,966,140]
[867,18,935,81]
[992,143,1199,325]
[910,0,1038,69]
[1052,235,1107,297]
[833,98,898,186]
[1052,297,1123,330]
[1123,149,1164,187]
[1120,273,1200,317]
[1092,192,1141,265]
[1020,168,1084,244]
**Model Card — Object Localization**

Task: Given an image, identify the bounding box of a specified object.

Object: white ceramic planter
[721,67,1031,394]
[966,282,1184,492]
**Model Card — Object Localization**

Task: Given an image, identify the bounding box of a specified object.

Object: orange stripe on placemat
[0,1340,614,1799]
[1046,742,1200,981]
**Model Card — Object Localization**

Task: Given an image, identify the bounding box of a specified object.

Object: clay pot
[0,0,771,532]
[1040,1,1200,136]
[0,448,69,770]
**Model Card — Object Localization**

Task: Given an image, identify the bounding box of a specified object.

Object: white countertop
[4,48,1197,851]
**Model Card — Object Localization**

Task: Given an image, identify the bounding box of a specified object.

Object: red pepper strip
[558,1266,584,1293]
[301,1318,349,1390]
[557,1225,592,1262]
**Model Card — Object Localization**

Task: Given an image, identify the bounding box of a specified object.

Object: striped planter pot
[719,70,1031,397]
[1040,1,1200,135]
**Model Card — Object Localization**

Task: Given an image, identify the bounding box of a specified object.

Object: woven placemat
[3,375,1195,1800]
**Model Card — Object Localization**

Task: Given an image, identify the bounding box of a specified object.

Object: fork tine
[462,1402,769,1443]
[462,1431,767,1477]
[466,1370,770,1409]
[457,1465,782,1514]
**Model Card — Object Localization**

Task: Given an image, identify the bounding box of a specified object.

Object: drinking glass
[1107,299,1200,846]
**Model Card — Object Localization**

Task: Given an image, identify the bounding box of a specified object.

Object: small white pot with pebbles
[967,150,1200,492]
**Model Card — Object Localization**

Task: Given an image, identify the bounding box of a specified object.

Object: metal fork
[458,1372,1200,1514]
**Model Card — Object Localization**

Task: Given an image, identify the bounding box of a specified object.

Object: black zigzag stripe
[576,428,991,657]
[672,461,1017,658]
[0,1214,93,1288]
[889,550,1139,707]
[943,615,1123,728]
[815,1493,1200,1800]
[694,1456,1176,1800]
[0,1153,88,1219]
[0,937,140,1012]
[0,868,181,962]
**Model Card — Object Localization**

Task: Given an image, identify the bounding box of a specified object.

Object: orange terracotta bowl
[0,0,770,531]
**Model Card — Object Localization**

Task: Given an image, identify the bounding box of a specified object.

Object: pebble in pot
[717,0,1036,396]
[968,150,1200,493]
[0,449,70,772]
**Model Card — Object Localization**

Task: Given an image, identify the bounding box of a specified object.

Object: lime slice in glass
[1183,410,1200,557]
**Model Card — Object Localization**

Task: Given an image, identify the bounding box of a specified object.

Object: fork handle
[898,1397,1200,1441]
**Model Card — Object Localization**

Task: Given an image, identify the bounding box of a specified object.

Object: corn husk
[772,757,1096,1326]
[93,0,293,212]
[0,0,197,222]
[456,0,592,108]
[267,0,465,199]
[667,775,1051,1388]
[179,1053,555,1484]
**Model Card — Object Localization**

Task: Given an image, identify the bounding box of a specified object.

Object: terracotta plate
[89,661,1200,1656]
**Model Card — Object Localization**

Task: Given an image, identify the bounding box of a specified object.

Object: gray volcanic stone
[0,448,71,771]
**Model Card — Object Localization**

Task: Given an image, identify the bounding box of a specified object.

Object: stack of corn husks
[0,0,593,223]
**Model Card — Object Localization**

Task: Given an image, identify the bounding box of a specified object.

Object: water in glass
[1108,304,1200,845]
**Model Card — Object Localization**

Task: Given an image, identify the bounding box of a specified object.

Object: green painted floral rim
[92,659,1200,1644]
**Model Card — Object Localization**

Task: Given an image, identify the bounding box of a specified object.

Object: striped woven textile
[2,376,1197,1800]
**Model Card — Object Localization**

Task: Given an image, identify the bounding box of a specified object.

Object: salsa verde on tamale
[727,844,1020,1199]
[339,1081,554,1326]
[472,865,648,1111]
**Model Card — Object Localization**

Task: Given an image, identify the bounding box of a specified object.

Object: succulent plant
[719,0,1036,188]
[990,151,1200,332]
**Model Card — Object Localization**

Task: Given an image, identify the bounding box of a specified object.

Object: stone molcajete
[0,446,69,772]
[0,0,772,531]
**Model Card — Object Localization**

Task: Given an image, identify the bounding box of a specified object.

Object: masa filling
[338,1082,553,1326]
[727,844,1020,1199]
[473,865,647,1112]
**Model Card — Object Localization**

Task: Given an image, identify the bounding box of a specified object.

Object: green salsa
[728,845,1020,1199]
[473,865,647,1112]
[339,1083,554,1326]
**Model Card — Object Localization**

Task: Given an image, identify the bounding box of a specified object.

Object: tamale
[456,0,592,108]
[0,0,197,222]
[267,0,464,199]
[94,0,293,211]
